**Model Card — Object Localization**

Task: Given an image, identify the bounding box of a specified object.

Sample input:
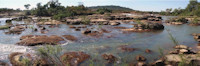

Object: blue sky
[0,0,198,12]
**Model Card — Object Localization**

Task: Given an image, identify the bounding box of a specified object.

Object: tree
[24,4,31,10]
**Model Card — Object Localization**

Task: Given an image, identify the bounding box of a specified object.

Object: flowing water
[0,16,200,64]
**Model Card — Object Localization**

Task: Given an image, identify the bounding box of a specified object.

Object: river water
[0,16,200,65]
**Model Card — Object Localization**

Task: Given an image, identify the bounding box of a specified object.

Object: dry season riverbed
[0,16,200,65]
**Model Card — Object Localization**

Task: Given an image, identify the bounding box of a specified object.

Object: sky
[0,0,199,12]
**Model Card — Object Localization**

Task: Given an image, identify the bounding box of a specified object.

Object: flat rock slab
[17,35,65,46]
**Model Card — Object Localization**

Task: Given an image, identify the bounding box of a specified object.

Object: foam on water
[0,43,35,61]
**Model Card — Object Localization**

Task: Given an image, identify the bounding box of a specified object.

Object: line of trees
[160,0,200,17]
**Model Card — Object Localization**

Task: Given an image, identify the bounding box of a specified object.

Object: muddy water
[0,16,200,65]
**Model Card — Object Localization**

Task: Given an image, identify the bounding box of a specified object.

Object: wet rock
[62,35,78,41]
[9,52,32,66]
[40,27,46,30]
[136,55,146,62]
[60,52,90,66]
[122,22,164,32]
[75,28,81,31]
[87,31,103,37]
[6,19,12,23]
[5,26,25,34]
[145,49,152,53]
[69,25,76,28]
[151,58,166,66]
[174,45,189,49]
[192,33,200,42]
[114,26,127,29]
[109,22,121,26]
[136,62,147,66]
[118,45,136,52]
[101,29,110,33]
[17,35,65,46]
[82,29,92,34]
[37,20,62,25]
[34,28,38,31]
[102,54,118,63]
[0,61,8,66]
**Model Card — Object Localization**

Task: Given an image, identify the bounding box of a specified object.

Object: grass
[167,29,179,45]
[36,45,63,66]
[0,25,10,30]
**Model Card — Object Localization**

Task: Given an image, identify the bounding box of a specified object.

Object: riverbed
[0,16,200,65]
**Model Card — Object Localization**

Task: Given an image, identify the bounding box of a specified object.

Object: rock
[192,33,200,42]
[69,25,76,28]
[62,35,78,41]
[87,31,103,37]
[122,22,164,32]
[34,28,38,31]
[145,49,152,53]
[109,22,121,26]
[136,62,147,66]
[136,55,146,62]
[114,26,127,29]
[60,52,90,66]
[102,54,118,63]
[75,28,81,31]
[82,29,92,34]
[6,19,12,23]
[118,45,136,52]
[101,29,110,33]
[9,52,32,66]
[151,58,166,66]
[0,61,8,66]
[5,26,25,34]
[37,20,62,25]
[174,45,189,49]
[17,35,65,46]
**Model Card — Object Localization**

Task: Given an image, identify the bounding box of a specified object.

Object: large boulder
[17,35,65,46]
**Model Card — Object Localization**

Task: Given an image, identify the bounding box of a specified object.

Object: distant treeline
[0,8,20,13]
[24,0,134,20]
[160,0,200,17]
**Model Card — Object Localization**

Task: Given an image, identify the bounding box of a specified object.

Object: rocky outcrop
[9,52,32,66]
[165,17,188,25]
[102,54,118,63]
[60,52,90,66]
[5,26,25,34]
[152,45,200,66]
[37,20,62,25]
[192,33,200,42]
[122,22,164,32]
[17,35,65,46]
[62,35,78,41]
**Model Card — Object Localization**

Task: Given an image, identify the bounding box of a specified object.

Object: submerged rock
[17,35,65,46]
[118,45,136,52]
[136,55,146,62]
[62,35,78,41]
[60,52,90,66]
[102,54,118,63]
[145,49,152,53]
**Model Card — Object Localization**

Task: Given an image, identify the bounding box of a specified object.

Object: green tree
[24,4,31,10]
